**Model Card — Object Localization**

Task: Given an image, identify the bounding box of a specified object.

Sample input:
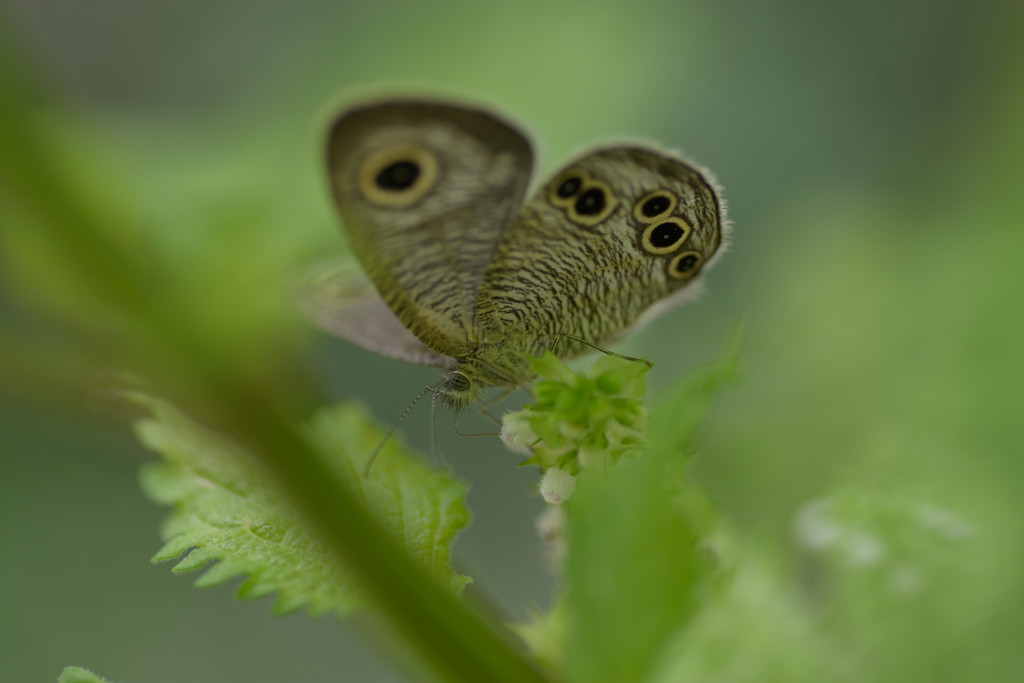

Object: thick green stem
[0,25,551,683]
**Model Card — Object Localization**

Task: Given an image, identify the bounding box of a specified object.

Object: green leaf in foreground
[650,489,982,683]
[134,397,470,617]
[648,548,834,683]
[59,667,116,683]
[509,595,567,673]
[561,338,739,683]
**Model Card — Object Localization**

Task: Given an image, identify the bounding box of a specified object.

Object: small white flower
[500,411,538,455]
[536,505,567,569]
[539,467,577,504]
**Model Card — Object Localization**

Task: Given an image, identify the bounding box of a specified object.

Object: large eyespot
[668,250,703,279]
[548,171,587,208]
[633,190,677,223]
[640,217,691,255]
[567,180,618,227]
[447,371,471,393]
[376,161,419,190]
[357,144,439,207]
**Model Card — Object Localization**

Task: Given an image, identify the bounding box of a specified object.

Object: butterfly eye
[567,180,618,227]
[447,371,471,393]
[358,144,439,207]
[668,250,703,279]
[633,190,677,223]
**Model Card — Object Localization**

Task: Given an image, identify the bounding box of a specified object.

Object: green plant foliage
[647,488,984,683]
[134,395,471,617]
[59,668,115,683]
[7,4,1022,682]
[552,342,737,682]
[788,491,984,681]
[503,352,649,502]
[509,596,567,672]
[648,548,836,683]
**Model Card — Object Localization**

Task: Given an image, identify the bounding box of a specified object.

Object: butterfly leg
[452,408,502,437]
[480,385,517,410]
[551,332,653,367]
[477,397,508,427]
[478,395,526,426]
[476,384,531,424]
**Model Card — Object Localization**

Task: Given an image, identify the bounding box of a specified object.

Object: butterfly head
[434,369,485,411]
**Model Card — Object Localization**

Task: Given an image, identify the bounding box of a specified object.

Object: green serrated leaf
[509,596,567,672]
[301,405,472,596]
[133,395,471,617]
[177,547,227,573]
[138,461,193,505]
[148,532,198,563]
[562,336,739,683]
[193,559,251,586]
[59,667,116,683]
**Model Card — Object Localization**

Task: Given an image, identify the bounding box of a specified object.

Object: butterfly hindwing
[292,263,448,368]
[475,146,725,359]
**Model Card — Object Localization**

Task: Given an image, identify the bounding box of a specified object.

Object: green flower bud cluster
[502,352,649,503]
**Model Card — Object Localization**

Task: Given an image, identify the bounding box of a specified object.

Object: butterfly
[298,99,727,411]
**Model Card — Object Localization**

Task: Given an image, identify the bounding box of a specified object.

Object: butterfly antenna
[363,384,433,478]
[551,332,653,366]
[429,390,452,471]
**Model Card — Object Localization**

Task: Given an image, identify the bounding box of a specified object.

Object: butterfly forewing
[326,101,534,357]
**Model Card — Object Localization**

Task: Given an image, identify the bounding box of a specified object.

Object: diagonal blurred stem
[0,25,551,683]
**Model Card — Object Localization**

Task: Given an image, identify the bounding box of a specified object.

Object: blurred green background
[2,0,1022,681]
